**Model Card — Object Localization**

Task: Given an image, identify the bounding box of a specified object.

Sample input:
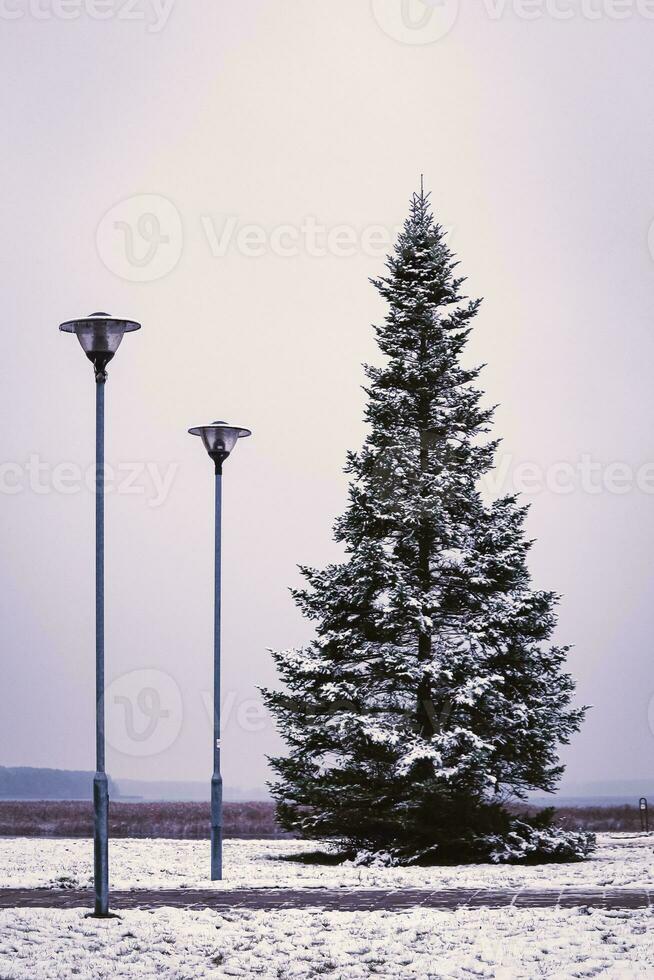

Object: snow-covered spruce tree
[263,188,592,864]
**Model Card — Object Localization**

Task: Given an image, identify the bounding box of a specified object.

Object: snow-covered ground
[0,833,652,891]
[1,905,653,978]
[2,835,654,977]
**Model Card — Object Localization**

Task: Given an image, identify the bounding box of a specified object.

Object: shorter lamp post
[59,312,141,918]
[188,421,251,880]
[640,798,649,833]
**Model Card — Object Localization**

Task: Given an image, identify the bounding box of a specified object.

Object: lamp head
[188,421,252,472]
[59,312,141,381]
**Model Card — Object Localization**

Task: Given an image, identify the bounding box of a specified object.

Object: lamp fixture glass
[188,421,252,460]
[59,312,141,379]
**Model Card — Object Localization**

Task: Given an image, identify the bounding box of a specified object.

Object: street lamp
[60,312,141,917]
[188,421,251,880]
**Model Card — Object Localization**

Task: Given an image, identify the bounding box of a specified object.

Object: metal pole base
[93,772,109,916]
[210,774,223,881]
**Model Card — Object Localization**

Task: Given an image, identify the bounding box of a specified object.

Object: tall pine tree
[263,188,591,864]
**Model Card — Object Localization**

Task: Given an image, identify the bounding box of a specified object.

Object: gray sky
[1,0,653,794]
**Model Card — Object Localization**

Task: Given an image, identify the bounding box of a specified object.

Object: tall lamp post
[60,312,141,918]
[188,421,251,880]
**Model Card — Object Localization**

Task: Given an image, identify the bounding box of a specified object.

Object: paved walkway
[0,888,652,911]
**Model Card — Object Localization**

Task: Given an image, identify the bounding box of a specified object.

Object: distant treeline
[0,766,118,800]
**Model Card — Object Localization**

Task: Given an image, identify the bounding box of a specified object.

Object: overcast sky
[1,1,653,795]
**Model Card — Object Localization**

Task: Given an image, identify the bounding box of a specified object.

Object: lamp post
[60,312,141,918]
[188,421,251,880]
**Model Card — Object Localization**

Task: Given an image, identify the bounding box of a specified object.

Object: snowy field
[1,905,654,978]
[2,835,654,977]
[0,833,652,891]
